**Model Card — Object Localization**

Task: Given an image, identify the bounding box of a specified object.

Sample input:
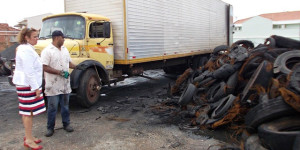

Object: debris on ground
[163,35,300,150]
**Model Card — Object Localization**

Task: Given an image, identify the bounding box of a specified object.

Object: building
[1,13,52,52]
[233,11,300,46]
[0,23,19,52]
[14,13,52,30]
[26,13,52,30]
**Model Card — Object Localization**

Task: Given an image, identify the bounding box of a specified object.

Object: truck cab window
[89,22,104,38]
[39,15,85,39]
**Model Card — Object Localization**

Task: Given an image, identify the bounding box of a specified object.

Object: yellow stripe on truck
[114,49,212,64]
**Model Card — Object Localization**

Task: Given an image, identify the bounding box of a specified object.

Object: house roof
[234,10,300,24]
[0,23,19,31]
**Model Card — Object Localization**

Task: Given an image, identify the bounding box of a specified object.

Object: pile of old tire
[0,57,12,76]
[171,35,300,150]
[0,43,18,76]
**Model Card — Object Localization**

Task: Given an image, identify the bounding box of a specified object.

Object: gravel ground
[0,70,235,150]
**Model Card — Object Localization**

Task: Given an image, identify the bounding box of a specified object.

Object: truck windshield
[39,15,85,39]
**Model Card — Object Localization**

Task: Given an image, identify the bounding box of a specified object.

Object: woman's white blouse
[13,44,43,90]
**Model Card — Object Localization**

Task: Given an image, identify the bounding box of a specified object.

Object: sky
[0,0,299,27]
[0,0,64,27]
[222,0,300,22]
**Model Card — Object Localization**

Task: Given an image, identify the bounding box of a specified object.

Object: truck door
[87,21,114,69]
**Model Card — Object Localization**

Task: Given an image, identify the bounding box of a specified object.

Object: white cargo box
[65,0,231,64]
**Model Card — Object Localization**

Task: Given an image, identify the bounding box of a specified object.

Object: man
[41,30,76,137]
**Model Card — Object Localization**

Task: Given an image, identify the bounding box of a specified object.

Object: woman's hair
[17,28,38,44]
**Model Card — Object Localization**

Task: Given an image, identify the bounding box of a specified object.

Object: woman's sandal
[24,137,42,144]
[24,141,43,150]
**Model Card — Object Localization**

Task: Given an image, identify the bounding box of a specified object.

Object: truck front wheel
[77,68,102,107]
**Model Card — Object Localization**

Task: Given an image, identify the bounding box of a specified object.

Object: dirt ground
[0,70,235,150]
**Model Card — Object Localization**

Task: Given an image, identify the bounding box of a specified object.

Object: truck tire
[77,68,102,108]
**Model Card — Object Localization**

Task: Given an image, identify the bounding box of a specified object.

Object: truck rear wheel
[77,68,102,107]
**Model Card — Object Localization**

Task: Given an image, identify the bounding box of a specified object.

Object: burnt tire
[289,63,300,94]
[192,56,208,70]
[258,116,300,150]
[293,135,300,150]
[241,61,273,103]
[213,45,229,55]
[273,50,300,75]
[271,35,300,49]
[233,40,254,49]
[77,68,102,108]
[211,94,236,119]
[226,71,238,94]
[213,64,235,80]
[206,82,225,103]
[245,96,298,132]
[264,37,276,49]
[178,83,196,106]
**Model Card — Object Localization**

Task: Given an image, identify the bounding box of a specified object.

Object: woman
[13,28,45,150]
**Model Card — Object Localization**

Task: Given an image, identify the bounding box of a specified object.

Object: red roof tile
[0,23,19,31]
[234,10,300,24]
[234,17,251,24]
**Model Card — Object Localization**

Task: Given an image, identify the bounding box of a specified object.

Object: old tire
[264,37,276,48]
[213,45,229,55]
[233,40,254,49]
[258,116,300,150]
[77,68,102,108]
[178,83,197,106]
[192,56,208,70]
[211,94,236,119]
[245,96,297,132]
[240,61,273,103]
[273,50,300,74]
[271,35,300,49]
[226,71,238,94]
[293,135,300,150]
[289,63,300,94]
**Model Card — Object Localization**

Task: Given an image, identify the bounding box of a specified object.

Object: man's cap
[52,30,64,37]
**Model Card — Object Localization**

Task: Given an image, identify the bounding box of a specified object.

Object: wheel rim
[86,75,101,103]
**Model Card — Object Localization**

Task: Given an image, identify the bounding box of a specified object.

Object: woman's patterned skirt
[16,85,46,116]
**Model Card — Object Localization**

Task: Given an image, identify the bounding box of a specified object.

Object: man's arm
[43,65,61,75]
[69,62,76,69]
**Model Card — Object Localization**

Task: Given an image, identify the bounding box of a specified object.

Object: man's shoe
[45,129,54,137]
[64,125,74,132]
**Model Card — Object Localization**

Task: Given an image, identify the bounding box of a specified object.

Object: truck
[32,0,233,107]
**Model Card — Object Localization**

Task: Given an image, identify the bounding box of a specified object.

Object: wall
[233,16,300,46]
[0,24,19,52]
[26,13,52,30]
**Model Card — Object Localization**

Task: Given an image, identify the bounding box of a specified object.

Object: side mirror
[103,22,111,38]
